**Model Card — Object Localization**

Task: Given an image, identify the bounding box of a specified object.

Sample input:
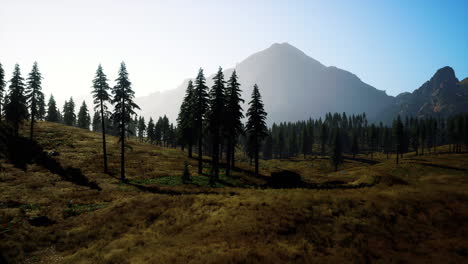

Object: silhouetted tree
[36,92,46,121]
[91,64,112,173]
[393,115,404,165]
[77,101,91,129]
[46,95,60,122]
[320,122,328,156]
[177,80,196,157]
[0,62,6,120]
[111,62,140,182]
[330,128,343,171]
[224,70,244,176]
[207,67,226,184]
[263,131,273,160]
[92,111,101,132]
[246,84,268,177]
[147,117,156,144]
[193,68,209,174]
[5,64,28,136]
[351,130,359,158]
[25,62,44,140]
[63,97,76,126]
[137,116,146,142]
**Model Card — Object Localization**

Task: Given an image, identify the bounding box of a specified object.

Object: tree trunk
[226,137,232,177]
[198,127,203,174]
[30,100,36,140]
[120,99,125,182]
[188,142,193,158]
[210,132,219,185]
[254,140,259,177]
[231,143,236,169]
[100,100,108,173]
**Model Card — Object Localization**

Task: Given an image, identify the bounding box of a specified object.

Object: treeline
[0,62,140,181]
[258,112,468,166]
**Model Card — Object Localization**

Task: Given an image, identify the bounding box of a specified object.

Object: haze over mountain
[136,43,395,124]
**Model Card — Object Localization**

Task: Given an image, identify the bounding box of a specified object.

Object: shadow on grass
[5,136,101,191]
[415,162,468,172]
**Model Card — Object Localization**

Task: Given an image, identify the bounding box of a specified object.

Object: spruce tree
[25,62,44,140]
[301,126,310,159]
[224,70,244,176]
[393,115,404,165]
[246,84,268,177]
[5,64,28,136]
[263,131,273,160]
[351,130,359,158]
[320,122,328,156]
[36,92,46,121]
[207,67,226,184]
[63,97,76,126]
[92,111,101,132]
[77,101,91,129]
[92,64,112,173]
[193,68,209,174]
[330,128,343,171]
[177,80,196,157]
[0,62,6,120]
[111,62,140,181]
[148,117,157,144]
[137,116,146,142]
[46,95,60,122]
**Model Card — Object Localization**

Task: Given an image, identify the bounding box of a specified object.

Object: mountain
[377,66,468,123]
[136,43,395,124]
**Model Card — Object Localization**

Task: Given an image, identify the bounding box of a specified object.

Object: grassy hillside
[1,122,468,263]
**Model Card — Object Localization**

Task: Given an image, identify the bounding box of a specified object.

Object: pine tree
[246,84,268,177]
[77,101,91,129]
[224,70,244,176]
[63,97,76,126]
[147,117,156,144]
[91,64,112,172]
[46,94,60,122]
[177,80,196,157]
[36,92,46,121]
[25,62,44,140]
[351,129,359,158]
[5,64,28,136]
[92,111,101,132]
[0,62,6,120]
[111,62,140,181]
[193,68,209,174]
[320,122,328,156]
[207,67,226,184]
[137,116,146,142]
[330,128,343,171]
[393,115,404,165]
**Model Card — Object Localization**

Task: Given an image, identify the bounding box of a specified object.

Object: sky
[1,0,467,105]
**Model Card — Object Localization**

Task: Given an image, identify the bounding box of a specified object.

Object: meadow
[1,122,467,263]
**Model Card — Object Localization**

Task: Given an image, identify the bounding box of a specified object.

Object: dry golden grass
[1,121,467,263]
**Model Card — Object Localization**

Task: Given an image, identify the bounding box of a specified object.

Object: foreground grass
[0,122,467,263]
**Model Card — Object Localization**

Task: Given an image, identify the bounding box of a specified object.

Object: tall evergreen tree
[0,62,5,120]
[46,94,59,122]
[92,64,112,173]
[25,62,44,139]
[5,64,28,136]
[246,84,268,177]
[137,116,146,142]
[224,70,244,176]
[207,67,226,184]
[77,101,91,129]
[320,122,328,156]
[193,68,209,174]
[177,80,196,156]
[147,117,156,144]
[111,62,140,181]
[36,92,46,121]
[330,128,343,171]
[393,115,404,165]
[92,111,101,132]
[63,97,76,126]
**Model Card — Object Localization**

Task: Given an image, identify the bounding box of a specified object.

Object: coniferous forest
[1,2,468,263]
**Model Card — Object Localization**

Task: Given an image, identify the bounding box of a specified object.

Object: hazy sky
[1,0,467,105]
